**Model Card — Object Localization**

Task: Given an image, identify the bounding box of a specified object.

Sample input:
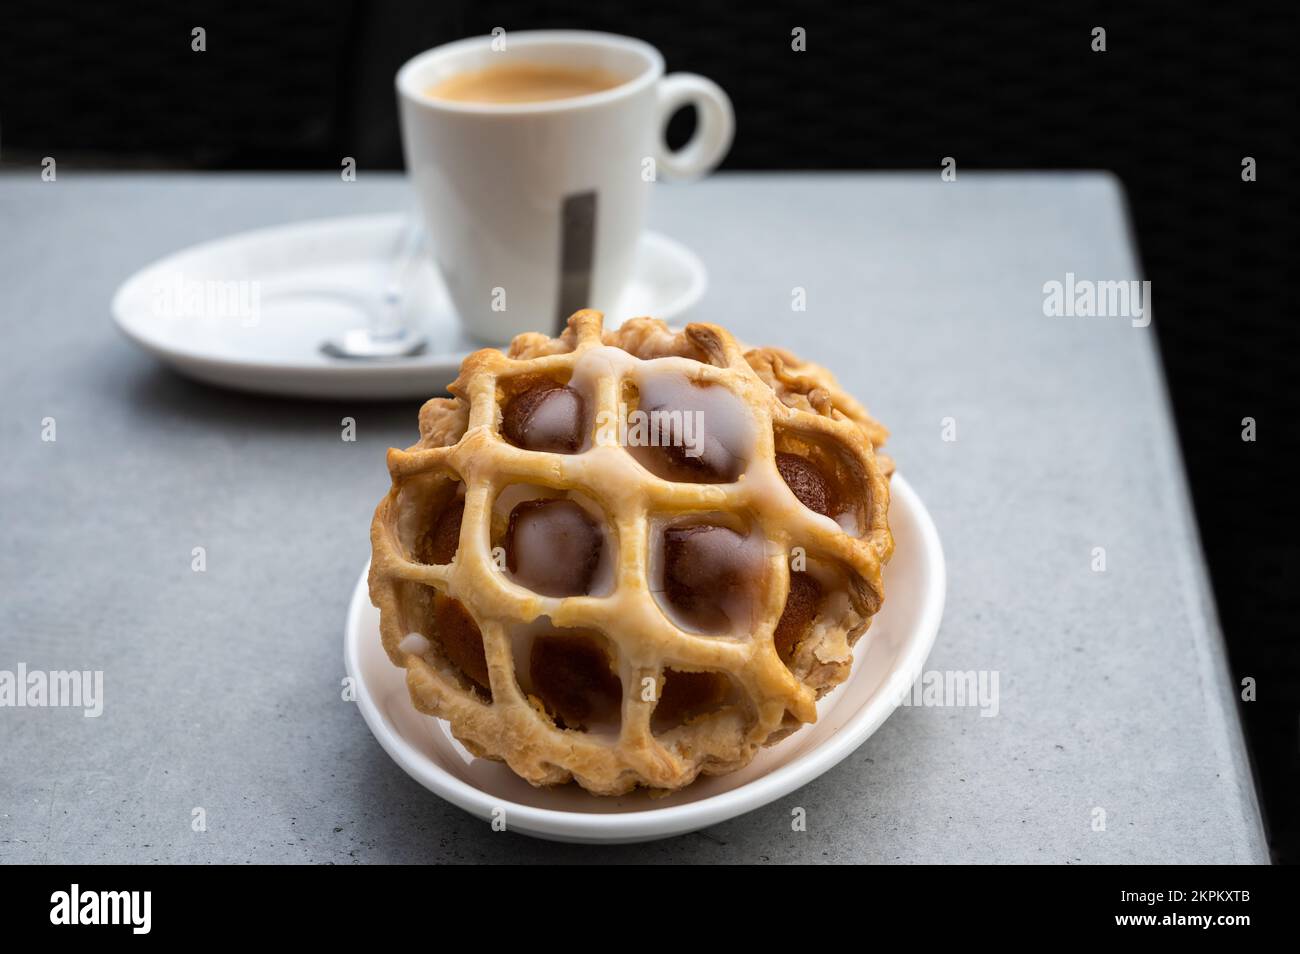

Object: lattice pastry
[369,311,893,795]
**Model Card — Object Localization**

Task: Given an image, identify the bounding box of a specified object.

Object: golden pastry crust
[369,311,893,795]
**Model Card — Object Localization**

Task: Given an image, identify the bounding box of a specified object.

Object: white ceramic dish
[344,472,945,844]
[111,213,707,400]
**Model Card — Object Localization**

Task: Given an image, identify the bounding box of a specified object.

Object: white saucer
[344,473,945,844]
[111,213,707,400]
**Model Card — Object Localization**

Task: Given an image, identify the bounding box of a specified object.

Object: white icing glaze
[399,632,431,656]
[626,359,756,482]
[524,385,590,452]
[505,618,623,740]
[647,513,770,638]
[491,484,615,597]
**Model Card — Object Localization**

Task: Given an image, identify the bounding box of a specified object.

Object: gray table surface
[0,171,1267,863]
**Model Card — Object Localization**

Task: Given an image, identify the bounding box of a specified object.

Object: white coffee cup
[396,30,734,344]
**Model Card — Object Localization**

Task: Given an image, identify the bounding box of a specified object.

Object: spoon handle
[372,219,425,341]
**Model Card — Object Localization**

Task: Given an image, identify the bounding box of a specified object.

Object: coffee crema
[425,63,626,104]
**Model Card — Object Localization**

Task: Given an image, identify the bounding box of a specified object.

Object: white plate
[344,473,945,843]
[111,213,707,400]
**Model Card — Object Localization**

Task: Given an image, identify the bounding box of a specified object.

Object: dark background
[1,1,1295,862]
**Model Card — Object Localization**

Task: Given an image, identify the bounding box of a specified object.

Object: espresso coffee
[398,31,734,342]
[425,63,625,104]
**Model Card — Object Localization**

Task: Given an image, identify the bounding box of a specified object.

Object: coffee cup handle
[654,73,735,181]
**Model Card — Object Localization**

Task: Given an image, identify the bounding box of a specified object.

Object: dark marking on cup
[556,190,597,333]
